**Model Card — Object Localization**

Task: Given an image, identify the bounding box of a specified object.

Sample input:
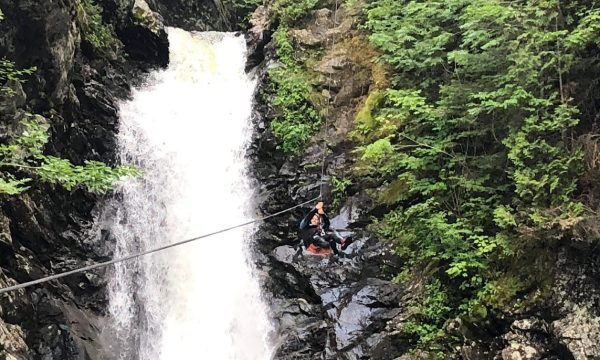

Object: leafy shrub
[0,116,138,195]
[0,11,135,195]
[269,67,321,154]
[403,280,451,347]
[272,0,319,26]
[75,0,121,53]
[356,0,599,348]
[331,176,353,207]
[268,26,322,154]
[273,26,295,66]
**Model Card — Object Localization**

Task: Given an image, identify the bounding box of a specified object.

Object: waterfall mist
[96,29,273,360]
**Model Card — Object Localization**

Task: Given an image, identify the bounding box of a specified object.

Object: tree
[357,0,598,346]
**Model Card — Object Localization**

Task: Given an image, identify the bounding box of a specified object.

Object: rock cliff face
[0,0,168,358]
[145,0,233,31]
[247,4,413,358]
[2,1,598,359]
[246,2,600,359]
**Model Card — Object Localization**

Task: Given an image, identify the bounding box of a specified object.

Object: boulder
[552,305,600,360]
[145,0,233,31]
[117,0,169,67]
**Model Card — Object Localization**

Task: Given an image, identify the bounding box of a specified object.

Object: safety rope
[0,0,343,297]
[0,196,320,295]
[319,0,340,199]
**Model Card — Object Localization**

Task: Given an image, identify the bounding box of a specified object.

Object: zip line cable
[319,0,340,199]
[0,196,320,295]
[1,0,344,297]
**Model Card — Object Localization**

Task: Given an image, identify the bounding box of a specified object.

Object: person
[298,201,352,255]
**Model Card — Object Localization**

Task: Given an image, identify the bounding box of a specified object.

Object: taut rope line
[0,196,320,295]
[319,0,340,199]
[0,0,345,297]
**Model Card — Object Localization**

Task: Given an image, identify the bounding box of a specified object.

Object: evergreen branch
[0,162,40,170]
[398,133,455,158]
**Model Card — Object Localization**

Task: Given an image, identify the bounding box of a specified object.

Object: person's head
[310,213,320,226]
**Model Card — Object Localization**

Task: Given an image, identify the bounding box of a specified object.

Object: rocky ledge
[246,3,600,360]
[246,4,411,358]
[0,0,168,358]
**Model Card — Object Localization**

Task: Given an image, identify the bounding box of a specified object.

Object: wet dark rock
[0,0,79,109]
[249,17,409,354]
[0,0,169,358]
[116,0,169,67]
[273,245,299,264]
[145,0,233,31]
[245,1,600,359]
[245,5,271,72]
[0,80,27,117]
[331,279,403,351]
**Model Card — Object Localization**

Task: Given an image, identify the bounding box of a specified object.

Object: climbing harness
[0,196,320,295]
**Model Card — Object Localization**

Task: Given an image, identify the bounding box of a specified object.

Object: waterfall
[97,28,273,359]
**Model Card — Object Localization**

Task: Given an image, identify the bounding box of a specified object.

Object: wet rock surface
[246,2,600,360]
[246,4,409,358]
[146,0,234,31]
[0,0,169,358]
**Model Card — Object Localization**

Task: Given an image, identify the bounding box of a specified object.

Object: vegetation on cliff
[75,0,122,53]
[267,0,323,154]
[266,0,600,353]
[0,7,137,195]
[357,0,600,349]
[0,116,138,195]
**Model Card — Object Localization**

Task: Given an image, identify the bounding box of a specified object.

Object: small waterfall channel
[95,28,273,359]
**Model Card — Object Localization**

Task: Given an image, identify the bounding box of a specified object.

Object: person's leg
[326,230,353,251]
[327,230,345,244]
[322,234,340,255]
[312,235,331,249]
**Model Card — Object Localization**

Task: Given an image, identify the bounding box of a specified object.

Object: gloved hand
[316,201,325,214]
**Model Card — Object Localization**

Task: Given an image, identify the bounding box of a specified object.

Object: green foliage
[272,0,319,26]
[0,116,138,195]
[357,0,597,348]
[331,176,352,207]
[353,90,385,141]
[345,0,359,9]
[266,0,327,154]
[404,280,451,346]
[566,9,600,49]
[0,177,31,195]
[361,138,393,163]
[269,67,321,154]
[268,26,322,154]
[224,0,263,27]
[273,26,295,66]
[75,0,121,53]
[0,59,36,95]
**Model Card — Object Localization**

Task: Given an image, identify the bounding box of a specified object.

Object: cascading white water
[98,28,273,359]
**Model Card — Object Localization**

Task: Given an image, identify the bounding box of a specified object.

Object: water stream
[97,28,272,360]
